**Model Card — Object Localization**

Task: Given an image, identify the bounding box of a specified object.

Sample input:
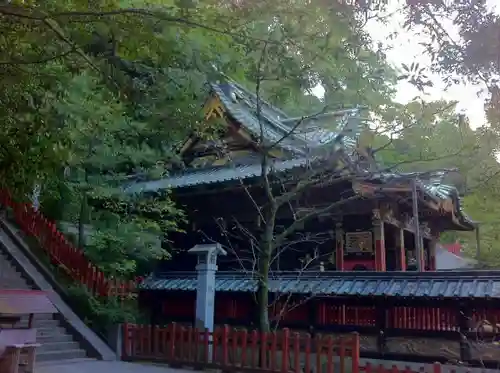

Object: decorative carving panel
[330,333,377,352]
[386,337,461,360]
[470,340,500,361]
[345,231,373,253]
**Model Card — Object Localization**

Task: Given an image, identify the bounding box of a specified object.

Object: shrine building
[125,80,500,368]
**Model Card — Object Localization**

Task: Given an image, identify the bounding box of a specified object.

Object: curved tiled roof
[367,170,474,228]
[211,81,364,155]
[124,80,473,229]
[422,181,474,227]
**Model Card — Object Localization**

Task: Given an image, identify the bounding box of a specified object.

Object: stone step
[0,226,106,363]
[4,270,29,279]
[0,260,21,267]
[0,278,27,284]
[37,327,68,337]
[36,358,98,367]
[0,269,23,276]
[36,349,87,362]
[0,281,29,286]
[20,314,56,321]
[16,319,60,328]
[37,334,73,344]
[0,284,32,289]
[0,257,18,265]
[0,271,33,281]
[0,264,27,274]
[0,278,32,287]
[38,341,80,352]
[0,269,25,277]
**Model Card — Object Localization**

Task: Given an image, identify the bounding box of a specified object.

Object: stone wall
[386,336,461,361]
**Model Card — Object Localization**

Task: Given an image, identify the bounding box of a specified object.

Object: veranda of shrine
[128,81,500,368]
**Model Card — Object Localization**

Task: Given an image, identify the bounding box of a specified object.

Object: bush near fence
[0,189,136,298]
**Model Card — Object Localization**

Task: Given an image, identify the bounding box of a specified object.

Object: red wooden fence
[0,189,135,298]
[122,323,361,373]
[123,324,472,373]
[387,307,459,331]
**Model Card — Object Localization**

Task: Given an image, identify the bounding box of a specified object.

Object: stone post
[188,243,226,360]
[107,323,123,359]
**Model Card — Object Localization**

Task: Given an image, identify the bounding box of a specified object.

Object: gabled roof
[126,80,365,193]
[140,270,500,299]
[211,81,363,155]
[363,171,474,229]
[124,80,474,230]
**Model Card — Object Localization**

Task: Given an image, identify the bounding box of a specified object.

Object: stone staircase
[0,250,90,363]
[0,219,117,366]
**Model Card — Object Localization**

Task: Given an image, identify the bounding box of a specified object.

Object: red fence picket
[122,323,361,373]
[0,188,136,298]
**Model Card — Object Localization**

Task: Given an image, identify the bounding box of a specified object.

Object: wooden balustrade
[123,323,476,373]
[122,323,361,373]
[387,307,459,331]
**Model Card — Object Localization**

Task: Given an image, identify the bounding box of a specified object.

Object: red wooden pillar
[372,210,386,272]
[396,227,406,271]
[335,222,344,271]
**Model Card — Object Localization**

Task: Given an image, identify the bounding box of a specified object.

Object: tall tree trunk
[258,251,271,332]
[258,205,277,332]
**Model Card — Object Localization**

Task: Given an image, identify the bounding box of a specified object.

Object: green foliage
[49,71,185,278]
[19,231,142,334]
[372,99,500,268]
[0,0,403,281]
[374,100,479,177]
[0,0,443,332]
[6,0,499,328]
[65,284,140,333]
[223,0,397,116]
[400,0,500,140]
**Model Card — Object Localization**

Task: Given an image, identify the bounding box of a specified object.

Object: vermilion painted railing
[123,324,472,373]
[122,323,361,373]
[0,189,136,298]
[123,323,465,373]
